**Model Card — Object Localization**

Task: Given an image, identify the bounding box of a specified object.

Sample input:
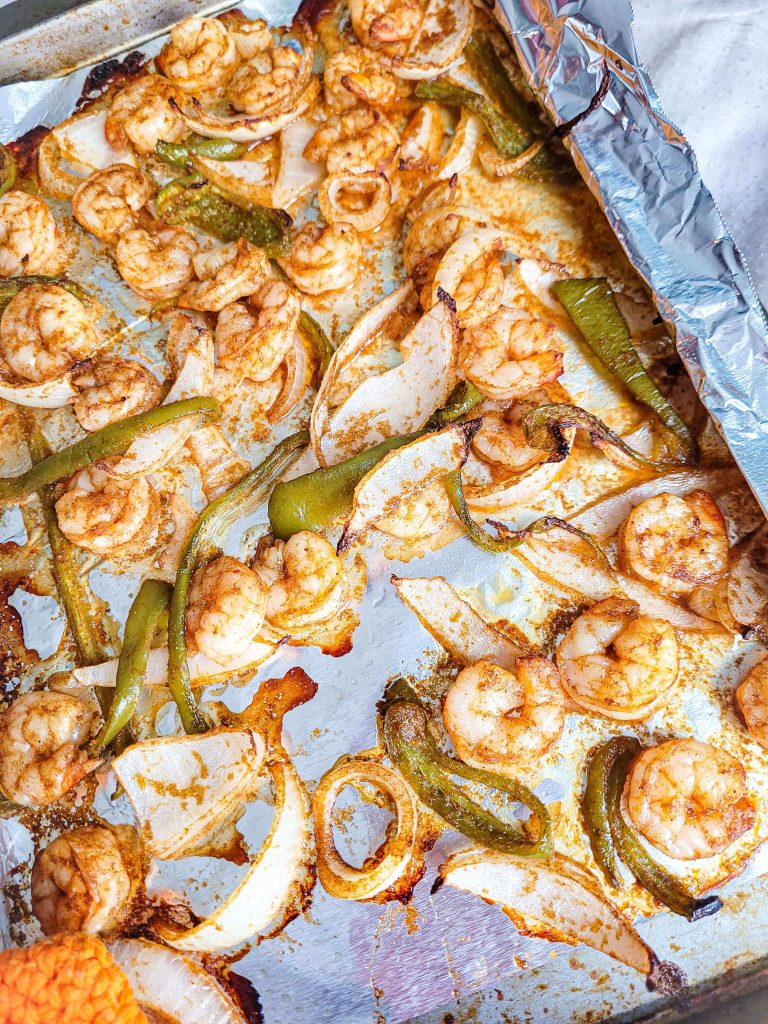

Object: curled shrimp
[0,692,99,807]
[304,108,400,175]
[215,280,300,381]
[0,191,74,278]
[115,226,198,301]
[323,45,411,112]
[55,465,168,562]
[31,825,133,936]
[156,16,239,95]
[471,402,548,474]
[619,490,730,596]
[443,658,565,774]
[259,531,345,630]
[185,555,267,664]
[403,206,481,302]
[180,239,270,311]
[349,0,424,52]
[218,10,273,59]
[624,737,755,860]
[460,307,564,401]
[105,74,186,154]
[556,597,679,721]
[71,165,152,247]
[227,45,302,115]
[277,222,362,295]
[736,658,768,750]
[71,356,162,432]
[0,283,100,383]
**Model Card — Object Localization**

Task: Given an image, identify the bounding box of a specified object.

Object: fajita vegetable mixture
[0,1,767,1020]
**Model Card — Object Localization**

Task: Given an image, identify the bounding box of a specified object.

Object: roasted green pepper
[551,278,696,462]
[583,737,723,920]
[94,579,172,751]
[156,135,247,169]
[464,31,542,134]
[428,380,484,427]
[0,143,16,199]
[384,694,552,858]
[0,397,220,503]
[168,430,309,734]
[299,310,335,384]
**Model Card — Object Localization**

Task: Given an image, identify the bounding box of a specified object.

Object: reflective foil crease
[495,0,768,513]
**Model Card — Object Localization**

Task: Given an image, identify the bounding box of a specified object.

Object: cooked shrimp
[323,45,410,111]
[115,226,198,301]
[403,206,479,293]
[105,74,186,154]
[55,465,167,562]
[736,658,768,749]
[180,239,270,311]
[443,658,565,773]
[556,597,678,720]
[471,404,547,474]
[215,280,300,381]
[31,826,132,936]
[259,531,345,629]
[0,283,100,383]
[0,191,74,277]
[619,490,730,596]
[624,737,755,860]
[349,0,424,51]
[304,108,400,175]
[227,45,302,115]
[0,692,99,807]
[277,222,362,295]
[156,16,239,95]
[218,10,273,59]
[71,356,162,432]
[71,165,152,247]
[461,307,564,401]
[185,555,267,664]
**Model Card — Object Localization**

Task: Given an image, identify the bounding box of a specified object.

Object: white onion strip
[436,111,480,180]
[273,118,324,209]
[391,0,474,81]
[318,171,391,232]
[0,372,77,409]
[171,79,321,142]
[313,759,420,901]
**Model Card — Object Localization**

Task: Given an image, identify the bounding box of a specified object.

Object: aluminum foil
[0,4,768,1024]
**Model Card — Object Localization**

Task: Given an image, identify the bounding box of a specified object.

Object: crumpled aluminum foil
[0,4,767,1024]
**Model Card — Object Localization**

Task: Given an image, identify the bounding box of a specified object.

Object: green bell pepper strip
[414,79,570,184]
[523,402,670,470]
[0,397,220,504]
[384,698,552,858]
[299,310,335,384]
[156,173,205,214]
[268,431,421,541]
[0,143,16,199]
[156,136,248,169]
[93,579,172,751]
[551,278,697,463]
[463,31,542,134]
[428,380,484,427]
[584,737,723,920]
[168,429,309,734]
[0,275,89,312]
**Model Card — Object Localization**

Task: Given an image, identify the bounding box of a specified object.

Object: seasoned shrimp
[0,191,74,277]
[471,404,547,474]
[323,45,410,111]
[71,165,152,247]
[461,307,564,402]
[259,531,345,629]
[403,206,480,294]
[736,658,768,749]
[55,465,168,561]
[0,692,99,807]
[180,239,270,311]
[185,556,267,664]
[71,356,162,432]
[218,10,273,59]
[156,16,239,95]
[443,658,565,773]
[304,108,400,175]
[277,222,362,295]
[227,45,302,115]
[624,737,755,860]
[349,0,424,51]
[215,280,300,381]
[31,826,133,936]
[619,490,730,596]
[556,597,678,720]
[115,226,198,301]
[0,283,100,383]
[105,74,186,154]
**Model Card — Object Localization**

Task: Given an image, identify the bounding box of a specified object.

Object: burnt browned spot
[222,969,264,1024]
[77,51,147,110]
[8,126,49,181]
[298,0,340,30]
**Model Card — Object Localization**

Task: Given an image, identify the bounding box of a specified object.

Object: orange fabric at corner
[0,932,148,1024]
